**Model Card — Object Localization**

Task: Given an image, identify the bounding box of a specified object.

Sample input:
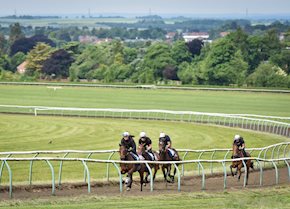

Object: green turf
[1,186,290,209]
[0,85,290,116]
[0,114,288,184]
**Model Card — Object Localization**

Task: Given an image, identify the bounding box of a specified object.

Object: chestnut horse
[230,144,254,185]
[119,144,146,191]
[159,140,180,183]
[137,144,159,183]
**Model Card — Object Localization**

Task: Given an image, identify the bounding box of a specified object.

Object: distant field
[1,186,290,209]
[0,85,290,116]
[0,17,138,27]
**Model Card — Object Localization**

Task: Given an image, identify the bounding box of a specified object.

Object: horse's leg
[167,165,172,183]
[171,166,177,182]
[139,169,144,191]
[144,171,149,184]
[237,163,243,181]
[162,166,167,181]
[230,164,234,176]
[153,165,159,181]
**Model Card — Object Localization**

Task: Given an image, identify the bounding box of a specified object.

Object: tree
[186,39,204,57]
[142,42,175,80]
[162,65,178,80]
[42,49,74,78]
[200,38,248,85]
[0,33,8,54]
[247,62,288,87]
[171,40,191,64]
[9,23,24,44]
[10,52,26,72]
[0,54,10,71]
[57,30,72,42]
[270,50,290,74]
[10,35,55,56]
[26,43,54,76]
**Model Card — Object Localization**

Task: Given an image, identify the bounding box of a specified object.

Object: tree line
[0,23,290,88]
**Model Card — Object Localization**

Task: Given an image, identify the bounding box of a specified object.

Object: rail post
[242,160,247,187]
[112,162,122,192]
[145,162,153,192]
[221,161,227,189]
[46,160,55,195]
[106,151,115,181]
[181,151,188,176]
[173,163,181,192]
[29,153,39,185]
[197,152,204,175]
[271,161,279,185]
[58,152,69,186]
[0,154,11,185]
[82,160,90,193]
[198,162,205,190]
[210,151,216,175]
[255,159,263,186]
[84,153,93,183]
[284,160,290,182]
[3,160,13,198]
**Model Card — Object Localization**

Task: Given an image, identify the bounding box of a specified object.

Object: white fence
[0,142,289,198]
[0,105,289,137]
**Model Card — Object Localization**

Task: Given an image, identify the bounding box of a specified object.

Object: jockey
[233,134,247,157]
[120,131,139,160]
[139,131,155,160]
[159,132,175,158]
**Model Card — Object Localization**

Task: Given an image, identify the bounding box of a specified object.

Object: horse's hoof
[126,187,131,191]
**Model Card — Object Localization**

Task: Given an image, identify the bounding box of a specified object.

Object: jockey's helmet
[140,131,146,137]
[160,132,165,138]
[123,132,130,137]
[234,134,240,140]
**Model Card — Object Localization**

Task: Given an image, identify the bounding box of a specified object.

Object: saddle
[167,148,178,160]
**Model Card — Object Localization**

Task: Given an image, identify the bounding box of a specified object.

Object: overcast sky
[0,0,289,16]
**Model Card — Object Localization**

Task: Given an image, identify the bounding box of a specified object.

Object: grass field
[0,85,290,116]
[0,186,290,209]
[0,84,289,208]
[0,114,288,184]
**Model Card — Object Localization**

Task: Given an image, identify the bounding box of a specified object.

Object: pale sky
[0,0,289,16]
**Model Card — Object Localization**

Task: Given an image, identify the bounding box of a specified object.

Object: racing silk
[139,136,152,149]
[159,135,171,147]
[120,136,137,154]
[233,137,245,148]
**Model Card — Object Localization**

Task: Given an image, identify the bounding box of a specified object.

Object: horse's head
[119,144,128,160]
[232,144,241,158]
[159,139,166,153]
[138,143,145,155]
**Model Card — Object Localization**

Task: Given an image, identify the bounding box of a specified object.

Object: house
[165,32,176,40]
[182,32,210,42]
[17,61,27,74]
[220,32,230,37]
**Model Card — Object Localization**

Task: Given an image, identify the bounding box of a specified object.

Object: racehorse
[119,144,146,191]
[137,143,159,183]
[158,140,180,183]
[230,144,254,185]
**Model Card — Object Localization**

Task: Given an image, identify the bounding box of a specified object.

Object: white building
[182,32,210,42]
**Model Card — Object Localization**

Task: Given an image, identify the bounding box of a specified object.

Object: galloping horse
[137,144,159,183]
[159,140,180,183]
[119,144,146,191]
[230,144,254,185]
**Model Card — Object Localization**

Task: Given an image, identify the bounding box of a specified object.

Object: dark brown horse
[159,140,180,183]
[119,144,146,191]
[137,144,159,183]
[230,144,254,185]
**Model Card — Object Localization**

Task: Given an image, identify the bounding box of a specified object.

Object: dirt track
[0,167,289,200]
